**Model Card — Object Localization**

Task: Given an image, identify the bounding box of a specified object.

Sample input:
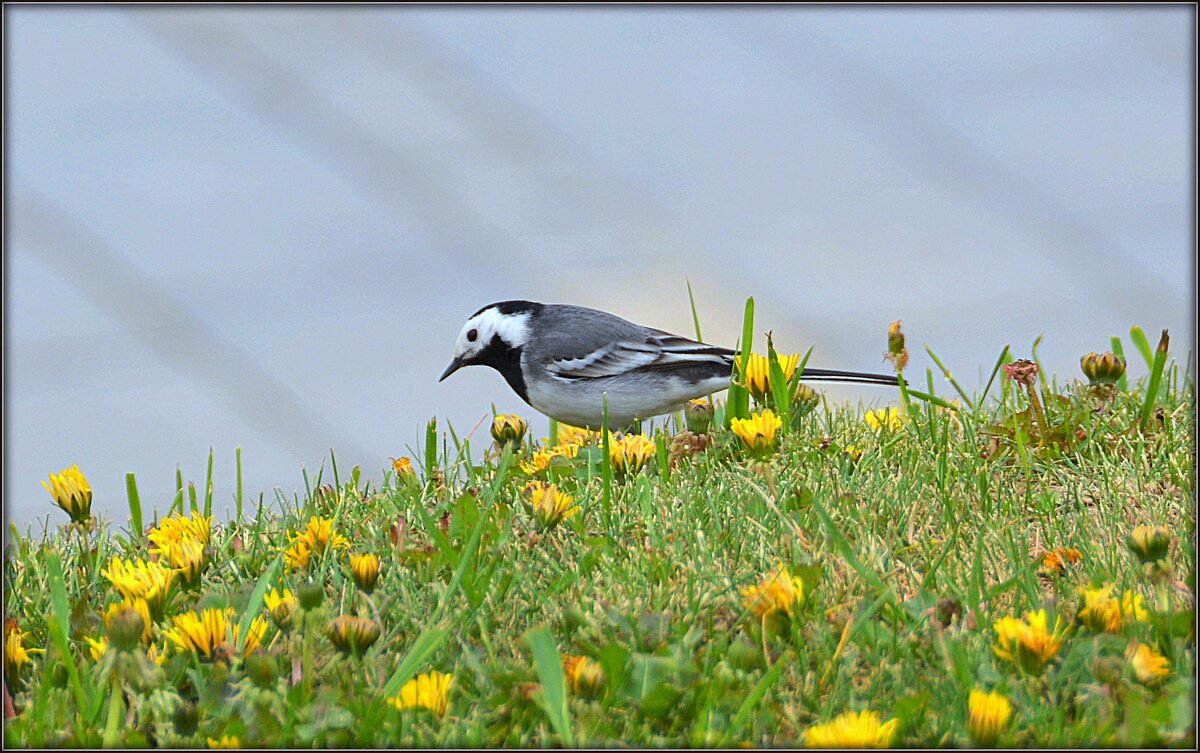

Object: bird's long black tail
[796,367,899,387]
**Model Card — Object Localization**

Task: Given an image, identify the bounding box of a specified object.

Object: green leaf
[234,554,281,653]
[525,625,575,746]
[125,473,142,538]
[1129,326,1155,371]
[45,553,93,720]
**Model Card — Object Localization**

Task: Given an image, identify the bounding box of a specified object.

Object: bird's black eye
[467,328,478,343]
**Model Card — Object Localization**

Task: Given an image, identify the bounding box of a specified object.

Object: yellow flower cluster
[803,709,898,748]
[608,432,657,476]
[1125,641,1170,685]
[148,512,213,589]
[392,457,416,478]
[43,464,93,523]
[1076,585,1148,633]
[523,481,579,530]
[740,564,805,619]
[284,516,350,571]
[163,608,267,659]
[741,352,801,404]
[992,609,1066,675]
[967,689,1013,745]
[520,441,580,475]
[864,406,903,432]
[4,622,45,687]
[100,556,175,619]
[731,410,782,455]
[388,671,453,718]
[561,654,605,697]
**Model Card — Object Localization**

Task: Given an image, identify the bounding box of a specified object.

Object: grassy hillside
[4,327,1195,748]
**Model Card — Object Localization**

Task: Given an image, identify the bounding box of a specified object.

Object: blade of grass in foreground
[725,297,755,427]
[1110,337,1130,392]
[45,553,93,720]
[723,658,785,746]
[1139,330,1170,430]
[125,473,142,537]
[1129,326,1155,371]
[235,553,281,653]
[766,333,791,433]
[526,625,576,747]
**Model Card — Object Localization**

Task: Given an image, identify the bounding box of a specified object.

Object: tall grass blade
[235,554,281,653]
[236,447,244,524]
[601,395,614,532]
[1110,337,1130,392]
[125,473,142,537]
[1139,330,1170,429]
[525,625,576,747]
[1129,326,1155,371]
[766,333,791,433]
[203,448,214,519]
[45,553,92,719]
[725,297,755,427]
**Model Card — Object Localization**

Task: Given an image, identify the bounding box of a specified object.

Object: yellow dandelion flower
[1125,642,1170,685]
[740,564,805,618]
[350,553,381,594]
[562,654,605,697]
[730,410,783,455]
[163,608,235,661]
[1121,590,1149,624]
[388,671,453,718]
[85,636,109,662]
[803,710,899,748]
[1077,585,1124,633]
[207,736,240,749]
[864,406,903,432]
[741,352,801,403]
[555,424,600,447]
[43,464,93,523]
[299,516,349,554]
[992,609,1066,675]
[520,449,557,475]
[4,623,45,686]
[148,511,212,550]
[608,432,657,475]
[284,538,313,572]
[524,481,579,530]
[263,587,299,631]
[392,456,416,478]
[157,537,208,589]
[326,615,381,656]
[100,556,174,619]
[967,688,1013,745]
[491,414,529,446]
[1038,547,1083,576]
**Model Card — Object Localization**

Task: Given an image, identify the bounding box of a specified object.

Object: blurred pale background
[6,6,1194,532]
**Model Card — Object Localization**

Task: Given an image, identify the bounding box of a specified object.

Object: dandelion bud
[967,689,1013,745]
[563,655,605,698]
[42,465,93,523]
[684,399,715,434]
[263,588,298,632]
[490,414,528,447]
[350,553,381,594]
[326,615,380,656]
[106,605,146,652]
[297,580,324,611]
[1080,352,1125,385]
[1126,525,1172,565]
[244,652,278,689]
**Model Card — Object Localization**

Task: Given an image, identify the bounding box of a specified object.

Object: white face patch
[454,308,531,360]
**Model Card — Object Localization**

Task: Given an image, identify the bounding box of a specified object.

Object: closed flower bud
[684,399,715,434]
[350,553,381,594]
[43,465,93,523]
[326,615,381,656]
[244,652,278,689]
[1126,525,1172,565]
[297,580,324,611]
[491,414,529,447]
[106,604,147,652]
[1080,352,1126,385]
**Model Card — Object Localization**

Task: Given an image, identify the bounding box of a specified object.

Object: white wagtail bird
[439,300,898,430]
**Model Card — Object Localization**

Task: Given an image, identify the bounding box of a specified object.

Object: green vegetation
[4,318,1194,748]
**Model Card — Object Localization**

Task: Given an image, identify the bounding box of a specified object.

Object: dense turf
[3,334,1195,748]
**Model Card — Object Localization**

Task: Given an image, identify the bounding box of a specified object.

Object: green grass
[3,333,1195,748]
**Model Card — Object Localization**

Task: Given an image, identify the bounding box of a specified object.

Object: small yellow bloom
[1125,642,1170,685]
[43,464,93,523]
[491,414,529,446]
[967,688,1013,745]
[1038,547,1083,576]
[742,353,801,403]
[284,539,313,572]
[350,553,381,594]
[524,482,579,530]
[263,588,299,631]
[100,556,174,619]
[608,433,657,476]
[207,736,240,749]
[4,623,45,687]
[388,671,453,718]
[803,710,899,748]
[992,609,1066,675]
[562,654,605,697]
[148,511,213,550]
[740,564,805,618]
[105,597,152,646]
[1077,585,1148,633]
[520,442,580,475]
[326,615,381,656]
[157,537,208,589]
[85,636,109,662]
[554,424,600,447]
[730,410,782,455]
[392,457,416,478]
[163,608,237,660]
[864,406,903,432]
[284,516,349,571]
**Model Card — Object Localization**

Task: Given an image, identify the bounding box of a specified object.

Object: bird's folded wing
[545,332,733,380]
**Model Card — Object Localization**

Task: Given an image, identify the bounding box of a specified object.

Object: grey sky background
[5,6,1195,533]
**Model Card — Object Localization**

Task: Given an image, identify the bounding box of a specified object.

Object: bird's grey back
[525,304,651,363]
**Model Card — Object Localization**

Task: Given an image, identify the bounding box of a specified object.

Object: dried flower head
[1001,359,1039,387]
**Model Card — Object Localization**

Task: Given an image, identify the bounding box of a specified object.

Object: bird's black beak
[439,357,466,382]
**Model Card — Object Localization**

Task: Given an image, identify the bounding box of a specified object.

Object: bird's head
[439,300,541,381]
